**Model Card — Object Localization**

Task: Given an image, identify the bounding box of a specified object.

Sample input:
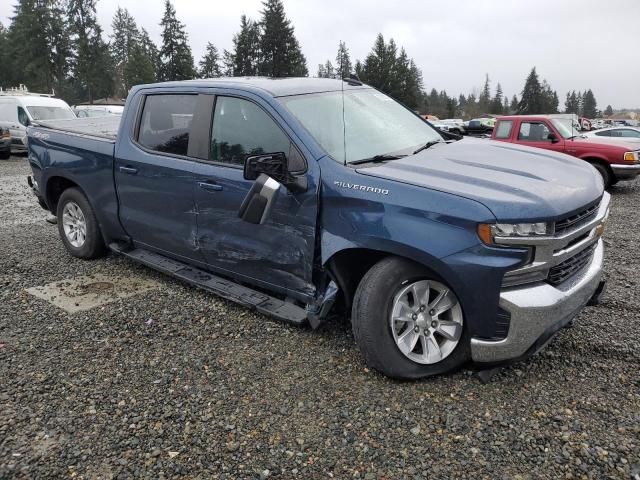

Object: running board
[109,244,308,325]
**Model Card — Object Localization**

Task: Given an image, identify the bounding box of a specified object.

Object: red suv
[491,115,640,187]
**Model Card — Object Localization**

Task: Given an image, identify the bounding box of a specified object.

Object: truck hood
[357,138,603,221]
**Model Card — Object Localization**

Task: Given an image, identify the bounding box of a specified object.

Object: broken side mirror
[244,152,307,193]
[238,173,282,225]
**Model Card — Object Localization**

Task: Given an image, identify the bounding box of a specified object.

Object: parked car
[584,126,640,140]
[0,127,10,159]
[492,115,640,187]
[466,117,495,136]
[0,88,75,152]
[73,105,124,118]
[27,78,608,379]
[440,118,466,135]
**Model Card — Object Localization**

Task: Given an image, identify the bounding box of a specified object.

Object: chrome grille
[548,243,597,286]
[554,203,599,235]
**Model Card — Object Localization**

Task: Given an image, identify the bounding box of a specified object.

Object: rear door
[192,93,319,300]
[514,120,565,153]
[115,92,209,264]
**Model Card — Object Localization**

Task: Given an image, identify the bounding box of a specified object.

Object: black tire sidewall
[592,163,611,188]
[352,257,470,379]
[56,188,105,259]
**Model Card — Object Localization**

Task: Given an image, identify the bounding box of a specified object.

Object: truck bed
[35,115,121,140]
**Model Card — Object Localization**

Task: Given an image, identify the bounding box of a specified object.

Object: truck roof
[136,77,367,97]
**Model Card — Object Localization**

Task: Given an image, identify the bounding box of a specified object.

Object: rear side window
[595,131,611,136]
[210,96,292,167]
[494,121,513,139]
[138,95,197,156]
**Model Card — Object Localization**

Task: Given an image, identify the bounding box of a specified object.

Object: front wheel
[591,162,612,188]
[352,257,470,379]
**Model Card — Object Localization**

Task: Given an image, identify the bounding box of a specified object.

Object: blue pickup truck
[26,78,609,379]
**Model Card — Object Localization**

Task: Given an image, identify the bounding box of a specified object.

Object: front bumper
[470,239,603,363]
[611,163,640,180]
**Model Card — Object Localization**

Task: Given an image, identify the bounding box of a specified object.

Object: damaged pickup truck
[27,78,609,379]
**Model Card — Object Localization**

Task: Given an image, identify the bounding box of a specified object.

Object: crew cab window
[494,120,513,139]
[138,94,197,156]
[518,121,551,142]
[210,96,291,167]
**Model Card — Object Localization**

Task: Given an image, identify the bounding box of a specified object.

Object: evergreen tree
[360,34,395,92]
[503,96,510,114]
[582,89,597,118]
[335,41,352,79]
[539,80,558,113]
[230,15,261,76]
[159,0,195,81]
[7,0,71,95]
[67,0,114,103]
[479,74,491,113]
[577,91,583,116]
[125,41,157,88]
[354,59,364,79]
[510,94,519,113]
[259,0,307,77]
[517,67,543,114]
[490,82,503,114]
[604,105,613,116]
[139,28,160,82]
[110,7,140,97]
[199,42,222,78]
[565,91,579,114]
[0,23,9,88]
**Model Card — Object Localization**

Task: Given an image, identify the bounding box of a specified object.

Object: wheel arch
[45,175,83,213]
[581,156,614,184]
[324,244,459,312]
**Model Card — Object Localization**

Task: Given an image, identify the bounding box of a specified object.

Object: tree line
[0,0,603,118]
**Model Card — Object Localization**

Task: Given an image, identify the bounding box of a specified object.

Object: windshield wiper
[349,154,407,165]
[412,140,444,155]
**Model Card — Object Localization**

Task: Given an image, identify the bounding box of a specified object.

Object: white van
[0,91,76,152]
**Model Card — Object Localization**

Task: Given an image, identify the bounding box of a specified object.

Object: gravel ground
[1,155,639,479]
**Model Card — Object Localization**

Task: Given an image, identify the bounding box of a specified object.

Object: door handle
[119,166,138,175]
[198,181,223,192]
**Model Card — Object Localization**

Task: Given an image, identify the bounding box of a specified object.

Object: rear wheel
[57,187,106,259]
[0,149,10,160]
[352,257,470,379]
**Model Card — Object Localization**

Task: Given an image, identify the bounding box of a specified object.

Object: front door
[115,93,204,263]
[192,94,319,300]
[516,120,566,153]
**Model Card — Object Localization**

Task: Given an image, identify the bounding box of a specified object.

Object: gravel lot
[1,155,639,479]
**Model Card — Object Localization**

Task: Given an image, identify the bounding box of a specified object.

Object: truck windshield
[280,89,442,164]
[551,118,581,139]
[26,106,76,121]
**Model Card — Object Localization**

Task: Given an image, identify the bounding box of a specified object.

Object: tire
[352,256,470,379]
[0,149,10,160]
[56,187,107,259]
[591,162,612,188]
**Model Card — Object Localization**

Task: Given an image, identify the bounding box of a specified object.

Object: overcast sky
[2,0,639,109]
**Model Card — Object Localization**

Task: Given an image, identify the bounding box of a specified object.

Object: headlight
[477,222,552,245]
[623,151,639,162]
